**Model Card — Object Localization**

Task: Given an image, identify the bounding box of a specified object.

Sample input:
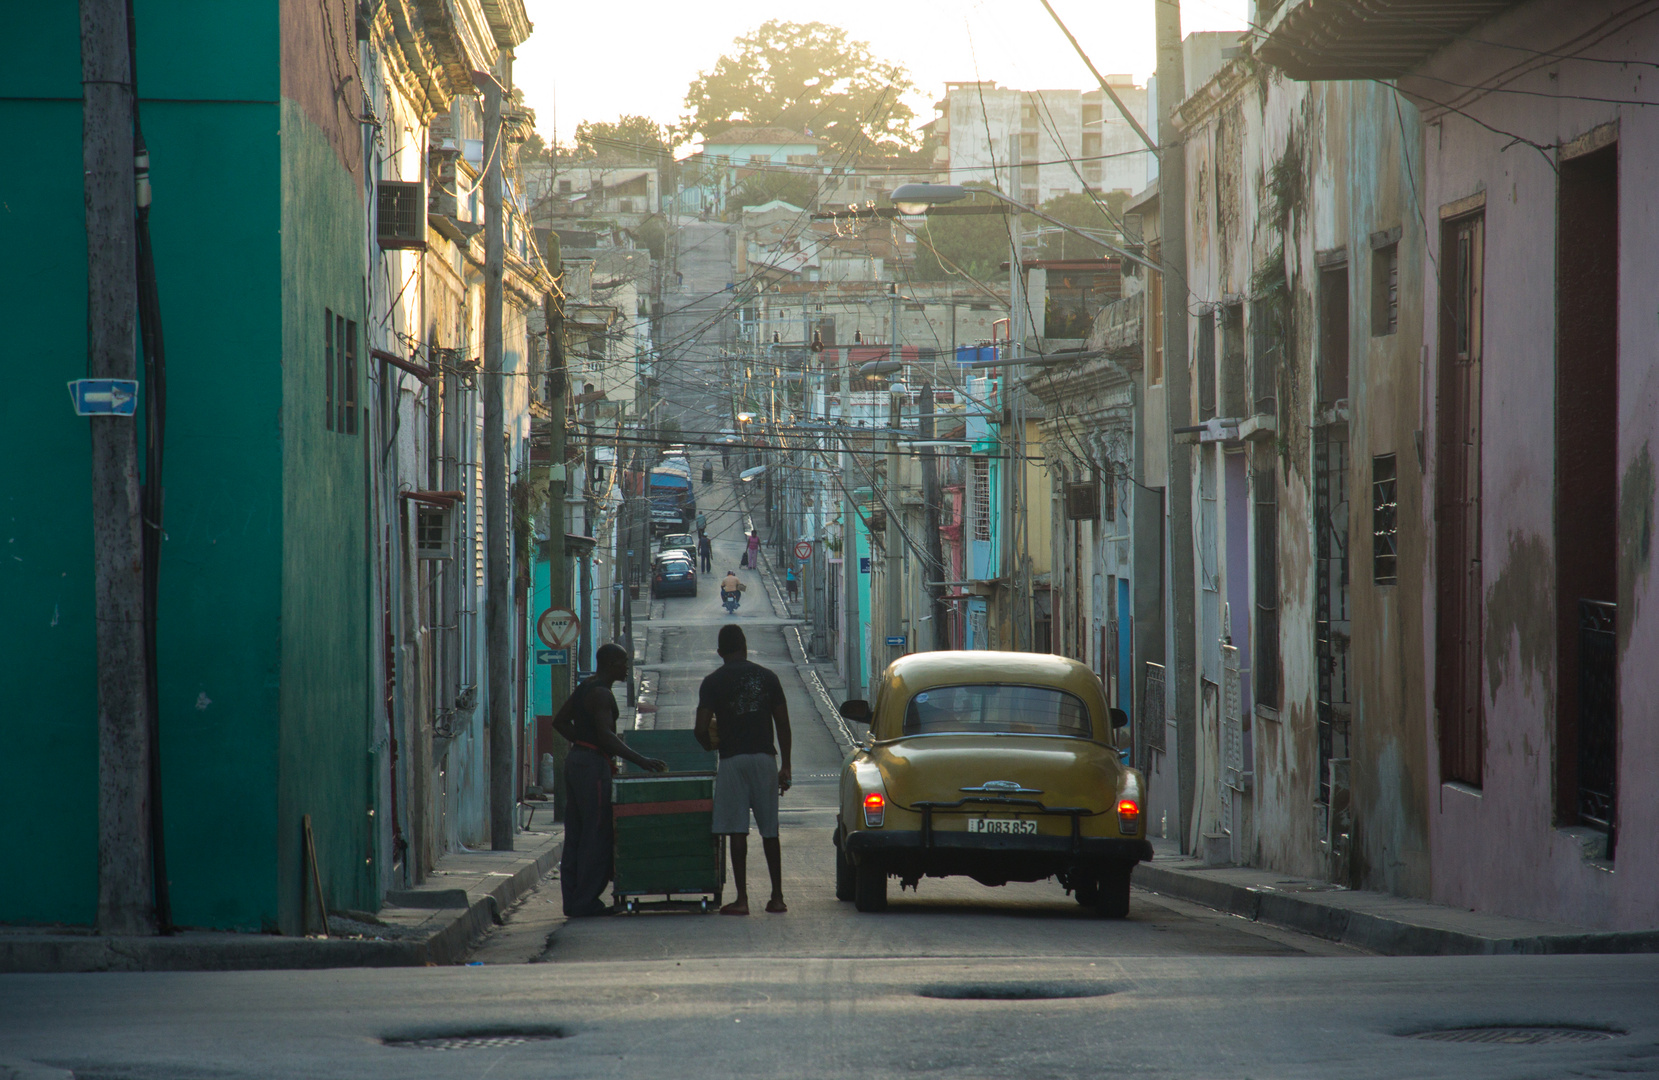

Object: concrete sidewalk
[0,827,561,973]
[1133,837,1659,955]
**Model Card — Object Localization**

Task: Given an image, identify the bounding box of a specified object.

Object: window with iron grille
[1250,293,1283,416]
[1371,241,1399,336]
[1372,453,1398,584]
[1254,448,1280,709]
[1102,465,1116,521]
[325,307,335,431]
[1197,310,1217,419]
[336,314,358,434]
[416,504,453,559]
[972,457,991,542]
[377,180,426,249]
[1221,303,1246,417]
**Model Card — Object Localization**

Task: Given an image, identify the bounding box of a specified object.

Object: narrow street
[9,3,1659,1074]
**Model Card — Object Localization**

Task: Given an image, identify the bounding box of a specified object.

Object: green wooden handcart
[613,730,725,913]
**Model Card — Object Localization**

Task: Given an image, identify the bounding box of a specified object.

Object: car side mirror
[1109,707,1129,730]
[839,699,872,724]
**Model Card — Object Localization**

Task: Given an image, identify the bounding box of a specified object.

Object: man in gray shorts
[694,624,792,914]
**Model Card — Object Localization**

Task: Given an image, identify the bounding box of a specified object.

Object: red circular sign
[794,540,814,560]
[536,607,582,648]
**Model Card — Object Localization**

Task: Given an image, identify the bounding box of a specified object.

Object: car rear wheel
[834,835,856,902]
[853,860,888,912]
[1090,865,1132,919]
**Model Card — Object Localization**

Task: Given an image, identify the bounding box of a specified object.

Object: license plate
[966,818,1037,835]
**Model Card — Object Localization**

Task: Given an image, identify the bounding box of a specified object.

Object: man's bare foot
[720,900,750,915]
[765,897,788,914]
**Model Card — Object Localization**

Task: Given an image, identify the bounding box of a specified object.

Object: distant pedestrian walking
[785,566,798,602]
[743,530,760,569]
[699,533,712,573]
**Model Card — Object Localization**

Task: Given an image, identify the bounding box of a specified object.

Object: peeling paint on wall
[1483,530,1553,703]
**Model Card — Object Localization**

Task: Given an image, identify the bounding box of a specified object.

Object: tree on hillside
[574,115,671,165]
[730,170,819,212]
[1033,190,1132,260]
[683,21,917,158]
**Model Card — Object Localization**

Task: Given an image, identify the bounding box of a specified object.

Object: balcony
[1256,0,1522,80]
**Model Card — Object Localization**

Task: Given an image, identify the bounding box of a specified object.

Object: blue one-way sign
[68,379,139,417]
[536,648,569,665]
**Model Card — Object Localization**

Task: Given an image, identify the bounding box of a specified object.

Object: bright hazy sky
[514,0,1250,148]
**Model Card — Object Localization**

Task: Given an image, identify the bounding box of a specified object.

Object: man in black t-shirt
[694,624,792,915]
[552,643,667,917]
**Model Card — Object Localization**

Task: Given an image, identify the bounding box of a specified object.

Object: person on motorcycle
[720,571,747,609]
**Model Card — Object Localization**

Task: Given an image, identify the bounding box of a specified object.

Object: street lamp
[889,183,1160,275]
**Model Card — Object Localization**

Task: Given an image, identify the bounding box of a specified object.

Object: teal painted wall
[0,1,286,928]
[0,5,98,925]
[0,0,380,932]
[275,97,373,934]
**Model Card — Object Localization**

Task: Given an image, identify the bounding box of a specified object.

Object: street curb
[1131,861,1659,956]
[0,840,561,974]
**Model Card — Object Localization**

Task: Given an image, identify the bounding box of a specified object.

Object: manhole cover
[385,1032,566,1050]
[1409,1026,1622,1045]
[917,982,1113,1001]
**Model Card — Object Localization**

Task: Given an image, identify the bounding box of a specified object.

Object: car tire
[834,833,856,902]
[692,585,699,597]
[1091,865,1132,919]
[1072,878,1101,907]
[853,859,888,912]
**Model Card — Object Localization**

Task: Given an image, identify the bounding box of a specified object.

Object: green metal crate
[613,732,723,912]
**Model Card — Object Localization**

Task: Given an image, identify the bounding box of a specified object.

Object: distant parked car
[651,552,698,598]
[660,532,698,561]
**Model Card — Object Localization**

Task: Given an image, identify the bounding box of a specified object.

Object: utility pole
[1155,0,1197,853]
[840,343,863,699]
[919,384,947,650]
[545,294,570,819]
[1003,134,1028,652]
[84,0,155,936]
[481,69,513,850]
[885,389,903,669]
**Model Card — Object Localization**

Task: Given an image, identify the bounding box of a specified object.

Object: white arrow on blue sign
[68,379,139,417]
[536,648,569,665]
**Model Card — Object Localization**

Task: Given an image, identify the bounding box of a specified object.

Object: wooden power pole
[481,70,513,851]
[83,0,155,935]
[1155,0,1197,852]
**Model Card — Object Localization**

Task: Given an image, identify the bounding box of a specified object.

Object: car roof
[879,651,1104,698]
[655,550,694,562]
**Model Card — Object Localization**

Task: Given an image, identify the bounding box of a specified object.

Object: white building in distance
[933,79,1151,205]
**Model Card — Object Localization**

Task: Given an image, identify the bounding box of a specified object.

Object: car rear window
[903,684,1091,738]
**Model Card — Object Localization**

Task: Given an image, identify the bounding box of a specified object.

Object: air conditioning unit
[377,180,426,250]
[415,504,453,559]
[1064,480,1099,521]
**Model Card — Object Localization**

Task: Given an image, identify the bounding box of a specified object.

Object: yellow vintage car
[834,651,1151,916]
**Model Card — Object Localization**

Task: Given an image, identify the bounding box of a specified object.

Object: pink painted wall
[1406,0,1659,931]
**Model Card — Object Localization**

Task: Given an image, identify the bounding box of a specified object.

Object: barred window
[1373,453,1398,584]
[972,457,991,542]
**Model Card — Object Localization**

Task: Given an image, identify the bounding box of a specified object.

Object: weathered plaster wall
[1407,0,1659,930]
[1179,64,1432,890]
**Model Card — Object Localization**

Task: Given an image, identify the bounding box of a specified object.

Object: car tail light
[863,791,885,828]
[1117,799,1141,835]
